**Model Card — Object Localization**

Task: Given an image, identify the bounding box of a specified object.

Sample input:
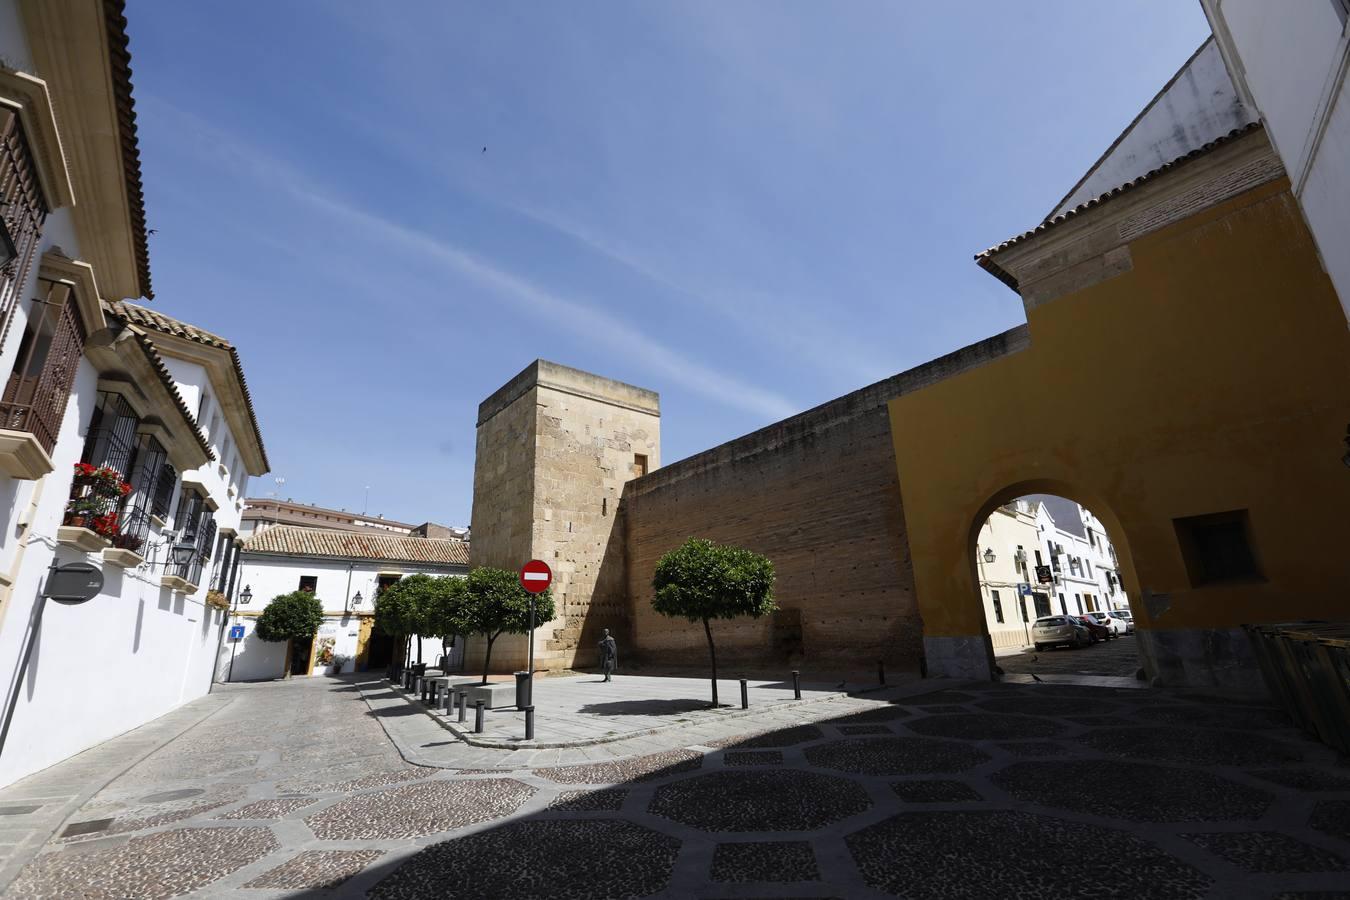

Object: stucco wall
[890,176,1350,690]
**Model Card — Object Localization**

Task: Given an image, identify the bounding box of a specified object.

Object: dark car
[1074,614,1113,642]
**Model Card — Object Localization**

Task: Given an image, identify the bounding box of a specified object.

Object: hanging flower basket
[205,590,229,611]
[90,512,120,539]
[111,532,143,552]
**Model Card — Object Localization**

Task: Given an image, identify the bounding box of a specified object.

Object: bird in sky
[481,146,487,153]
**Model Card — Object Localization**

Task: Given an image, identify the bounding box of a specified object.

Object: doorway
[364,626,394,671]
[290,636,314,676]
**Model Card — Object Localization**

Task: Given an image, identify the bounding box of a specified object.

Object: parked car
[1074,614,1113,642]
[1032,615,1090,651]
[1106,609,1134,634]
[1087,610,1126,636]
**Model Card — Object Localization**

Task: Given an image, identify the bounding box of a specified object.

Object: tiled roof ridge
[103,0,152,299]
[243,524,471,566]
[976,121,1265,289]
[108,301,270,471]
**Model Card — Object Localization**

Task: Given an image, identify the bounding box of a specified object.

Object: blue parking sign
[229,625,245,640]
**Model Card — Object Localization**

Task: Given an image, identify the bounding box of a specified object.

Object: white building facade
[223,525,469,683]
[0,1,269,787]
[1201,0,1350,325]
[976,497,1131,650]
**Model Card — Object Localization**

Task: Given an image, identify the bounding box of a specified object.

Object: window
[1033,593,1052,618]
[298,575,317,593]
[1174,509,1263,586]
[0,286,85,453]
[197,390,210,424]
[152,461,177,520]
[68,391,140,538]
[633,453,648,477]
[991,590,1004,623]
[0,109,48,346]
[1075,594,1083,614]
[1034,549,1044,567]
[1059,592,1067,615]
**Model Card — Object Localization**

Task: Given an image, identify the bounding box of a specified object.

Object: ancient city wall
[622,326,1031,672]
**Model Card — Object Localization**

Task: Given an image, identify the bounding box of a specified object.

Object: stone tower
[469,360,659,673]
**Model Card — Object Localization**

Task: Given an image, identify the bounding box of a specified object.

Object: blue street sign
[1017,583,1033,596]
[229,625,245,640]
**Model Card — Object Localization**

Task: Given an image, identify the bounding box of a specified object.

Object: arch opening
[969,486,1141,683]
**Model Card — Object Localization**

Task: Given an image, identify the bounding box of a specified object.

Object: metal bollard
[474,700,485,734]
[457,691,467,723]
[919,654,928,679]
[525,706,535,741]
[739,678,749,709]
[792,670,801,700]
[878,660,886,686]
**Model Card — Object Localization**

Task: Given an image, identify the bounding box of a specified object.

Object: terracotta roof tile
[103,0,151,299]
[107,301,269,470]
[976,122,1265,290]
[243,525,470,567]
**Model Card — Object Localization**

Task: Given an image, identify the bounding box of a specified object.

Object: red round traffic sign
[519,559,552,594]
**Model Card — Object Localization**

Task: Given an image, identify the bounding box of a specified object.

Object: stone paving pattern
[0,673,1347,898]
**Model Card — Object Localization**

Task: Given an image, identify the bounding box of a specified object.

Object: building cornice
[17,0,150,299]
[0,69,76,209]
[38,252,105,333]
[982,127,1283,313]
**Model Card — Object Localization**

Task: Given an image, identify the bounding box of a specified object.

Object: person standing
[599,628,618,682]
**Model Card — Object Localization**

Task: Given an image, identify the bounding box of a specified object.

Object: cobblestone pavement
[999,632,1143,678]
[2,674,1348,898]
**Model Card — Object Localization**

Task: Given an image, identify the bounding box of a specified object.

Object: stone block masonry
[469,360,659,673]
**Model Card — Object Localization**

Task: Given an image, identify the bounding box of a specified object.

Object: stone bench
[427,675,481,708]
[450,681,516,710]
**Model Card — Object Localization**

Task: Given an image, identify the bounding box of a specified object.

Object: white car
[1106,609,1134,634]
[1087,610,1127,636]
[1032,615,1090,651]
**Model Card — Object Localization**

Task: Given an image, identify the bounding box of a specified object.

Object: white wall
[0,361,226,786]
[219,553,466,682]
[974,503,1043,650]
[1203,0,1350,324]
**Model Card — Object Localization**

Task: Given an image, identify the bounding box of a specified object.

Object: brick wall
[621,326,1031,672]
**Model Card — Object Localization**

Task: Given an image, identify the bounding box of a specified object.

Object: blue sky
[127,1,1210,527]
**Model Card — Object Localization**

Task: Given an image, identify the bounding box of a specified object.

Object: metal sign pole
[527,594,535,685]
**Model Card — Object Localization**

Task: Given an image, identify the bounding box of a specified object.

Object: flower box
[56,526,111,553]
[102,547,145,569]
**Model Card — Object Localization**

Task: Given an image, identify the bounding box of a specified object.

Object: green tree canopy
[254,591,325,644]
[652,537,776,706]
[461,566,555,684]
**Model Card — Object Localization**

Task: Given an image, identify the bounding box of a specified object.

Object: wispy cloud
[146,99,799,421]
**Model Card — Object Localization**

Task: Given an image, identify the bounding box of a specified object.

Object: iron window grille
[0,282,85,454]
[170,490,211,586]
[66,391,139,540]
[0,108,48,352]
[151,461,176,520]
[119,432,169,555]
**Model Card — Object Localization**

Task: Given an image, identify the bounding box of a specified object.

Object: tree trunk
[416,634,423,665]
[283,638,292,679]
[441,637,449,669]
[481,633,498,685]
[702,617,719,707]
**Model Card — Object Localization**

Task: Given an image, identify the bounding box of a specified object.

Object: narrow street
[999,634,1143,679]
[0,674,1346,898]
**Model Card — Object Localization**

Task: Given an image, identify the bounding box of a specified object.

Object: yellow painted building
[887,117,1350,690]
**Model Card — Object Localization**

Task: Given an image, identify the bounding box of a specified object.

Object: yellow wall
[889,180,1350,650]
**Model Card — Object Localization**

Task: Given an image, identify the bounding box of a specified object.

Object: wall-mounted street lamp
[983,548,997,564]
[141,531,198,571]
[351,591,363,607]
[239,584,252,605]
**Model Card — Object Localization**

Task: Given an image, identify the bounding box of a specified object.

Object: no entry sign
[519,559,552,594]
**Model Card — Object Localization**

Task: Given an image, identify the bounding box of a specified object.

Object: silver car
[1032,615,1089,651]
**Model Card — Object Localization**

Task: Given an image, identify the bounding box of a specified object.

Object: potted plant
[63,495,101,529]
[111,532,144,553]
[205,589,229,611]
[91,512,120,539]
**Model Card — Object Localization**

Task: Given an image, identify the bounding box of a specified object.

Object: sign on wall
[229,625,245,640]
[1034,565,1054,584]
